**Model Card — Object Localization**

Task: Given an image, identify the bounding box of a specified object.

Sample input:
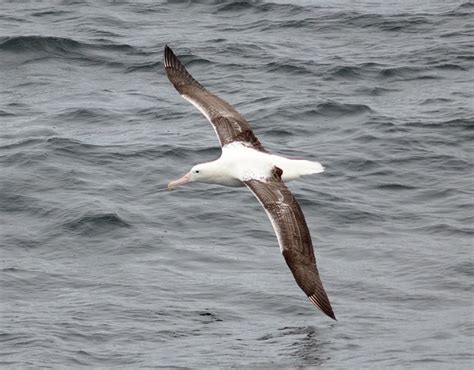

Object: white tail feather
[271,155,325,182]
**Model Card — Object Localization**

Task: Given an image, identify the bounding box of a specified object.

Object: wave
[212,0,305,15]
[30,10,71,17]
[355,86,401,96]
[325,62,452,82]
[0,35,84,52]
[64,212,131,234]
[377,66,438,80]
[445,1,474,16]
[375,183,418,191]
[0,35,136,63]
[265,61,312,75]
[0,110,16,117]
[275,101,373,122]
[52,107,122,122]
[314,101,373,117]
[0,137,45,151]
[408,223,473,237]
[325,63,385,80]
[254,10,436,33]
[41,137,220,163]
[343,13,432,32]
[408,118,473,130]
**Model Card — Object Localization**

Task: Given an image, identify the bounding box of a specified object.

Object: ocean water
[1,0,473,368]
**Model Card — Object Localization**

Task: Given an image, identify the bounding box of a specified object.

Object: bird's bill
[168,172,191,190]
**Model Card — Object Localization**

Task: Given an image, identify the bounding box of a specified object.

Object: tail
[273,156,325,181]
[295,160,325,176]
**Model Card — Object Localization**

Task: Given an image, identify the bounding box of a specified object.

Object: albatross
[164,45,336,320]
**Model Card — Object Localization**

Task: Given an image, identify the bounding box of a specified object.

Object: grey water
[1,0,473,368]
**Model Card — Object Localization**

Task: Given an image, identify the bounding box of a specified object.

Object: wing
[163,45,266,152]
[244,168,336,320]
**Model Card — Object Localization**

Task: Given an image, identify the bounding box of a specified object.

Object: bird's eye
[195,170,200,173]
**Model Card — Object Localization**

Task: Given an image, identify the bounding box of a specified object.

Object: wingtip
[163,45,205,90]
[164,44,174,67]
[321,305,337,321]
[165,44,182,69]
[308,294,337,321]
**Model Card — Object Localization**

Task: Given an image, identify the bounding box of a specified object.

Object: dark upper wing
[163,45,266,152]
[244,168,336,320]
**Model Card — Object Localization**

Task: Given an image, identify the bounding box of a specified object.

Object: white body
[191,142,324,187]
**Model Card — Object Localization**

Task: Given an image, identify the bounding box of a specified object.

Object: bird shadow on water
[258,326,331,367]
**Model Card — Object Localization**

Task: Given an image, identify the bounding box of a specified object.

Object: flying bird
[164,45,336,320]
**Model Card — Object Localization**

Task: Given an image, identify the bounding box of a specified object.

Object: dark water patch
[46,136,96,152]
[44,137,220,163]
[342,12,433,32]
[408,223,473,237]
[433,63,468,71]
[214,0,305,15]
[158,145,221,160]
[355,86,401,96]
[259,18,322,32]
[0,35,136,61]
[363,117,406,134]
[1,127,57,140]
[352,133,383,144]
[259,12,433,33]
[87,29,123,38]
[2,235,43,249]
[0,137,45,151]
[420,97,453,105]
[276,101,373,120]
[64,212,131,235]
[445,1,474,16]
[85,14,134,29]
[425,155,470,171]
[407,118,473,130]
[261,127,295,138]
[326,62,385,80]
[53,107,122,123]
[30,10,71,17]
[0,192,37,213]
[0,35,84,53]
[1,150,49,167]
[451,261,474,277]
[375,183,418,191]
[214,1,259,13]
[198,311,223,324]
[0,110,16,117]
[45,137,127,163]
[409,44,474,65]
[12,78,52,88]
[326,65,361,80]
[125,60,162,73]
[0,14,31,23]
[221,42,266,56]
[315,101,373,117]
[264,61,312,75]
[439,30,472,38]
[335,155,382,174]
[377,66,438,81]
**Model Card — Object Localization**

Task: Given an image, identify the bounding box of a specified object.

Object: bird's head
[168,163,211,190]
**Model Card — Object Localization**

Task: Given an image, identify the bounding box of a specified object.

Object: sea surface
[1,0,473,368]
